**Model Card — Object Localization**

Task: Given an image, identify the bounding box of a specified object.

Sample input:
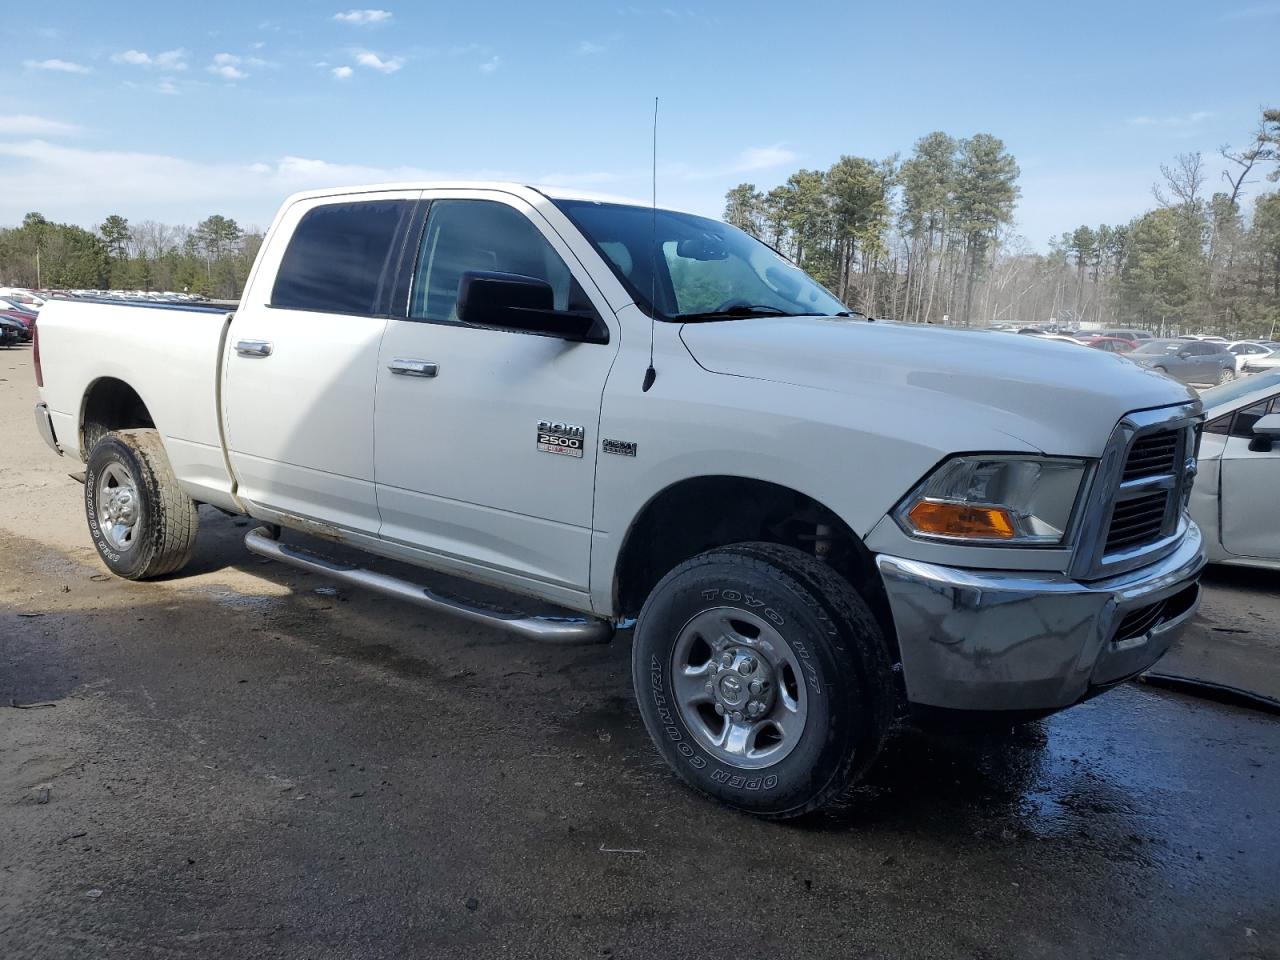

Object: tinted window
[409,200,587,323]
[1203,412,1231,436]
[272,200,409,315]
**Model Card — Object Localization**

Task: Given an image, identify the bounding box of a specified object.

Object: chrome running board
[244,526,613,645]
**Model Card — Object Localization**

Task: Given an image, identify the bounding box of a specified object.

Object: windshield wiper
[676,305,807,322]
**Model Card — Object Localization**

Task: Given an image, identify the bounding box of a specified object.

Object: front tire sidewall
[633,558,867,817]
[85,436,155,579]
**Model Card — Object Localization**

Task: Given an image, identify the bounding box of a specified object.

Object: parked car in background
[1225,341,1275,373]
[1101,328,1152,344]
[1191,371,1280,571]
[0,316,24,347]
[1126,338,1237,385]
[0,288,45,308]
[1081,335,1136,354]
[0,308,33,341]
[0,296,38,316]
[1242,347,1280,375]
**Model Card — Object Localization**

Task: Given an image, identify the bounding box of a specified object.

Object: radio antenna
[642,96,658,393]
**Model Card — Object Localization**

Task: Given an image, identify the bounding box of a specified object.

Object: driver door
[373,192,619,600]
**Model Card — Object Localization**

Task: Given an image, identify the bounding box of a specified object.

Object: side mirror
[1249,412,1280,452]
[456,271,607,344]
[1252,413,1280,438]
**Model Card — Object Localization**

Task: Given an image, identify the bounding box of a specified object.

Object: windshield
[1133,340,1182,355]
[552,199,849,321]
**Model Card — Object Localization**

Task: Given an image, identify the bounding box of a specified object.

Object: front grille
[1123,431,1179,481]
[1105,492,1169,551]
[1102,427,1185,556]
[1114,598,1168,643]
[1113,584,1199,644]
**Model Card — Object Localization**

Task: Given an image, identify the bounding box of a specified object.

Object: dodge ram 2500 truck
[33,181,1206,818]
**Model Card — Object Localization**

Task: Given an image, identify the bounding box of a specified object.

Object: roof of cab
[279,180,649,209]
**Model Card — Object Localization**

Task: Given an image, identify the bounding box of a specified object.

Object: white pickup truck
[34,181,1206,817]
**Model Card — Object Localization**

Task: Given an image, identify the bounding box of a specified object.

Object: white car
[31,180,1206,817]
[1191,371,1280,571]
[1241,346,1280,375]
[1225,341,1275,373]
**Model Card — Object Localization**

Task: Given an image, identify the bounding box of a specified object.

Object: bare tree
[1153,152,1206,210]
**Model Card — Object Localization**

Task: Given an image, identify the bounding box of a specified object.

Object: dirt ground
[2,343,1278,959]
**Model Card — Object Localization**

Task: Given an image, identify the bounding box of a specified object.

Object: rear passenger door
[372,191,619,603]
[223,192,417,534]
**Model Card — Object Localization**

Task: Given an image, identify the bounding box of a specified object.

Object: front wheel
[85,429,199,580]
[631,542,893,818]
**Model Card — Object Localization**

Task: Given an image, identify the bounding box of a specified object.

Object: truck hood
[679,317,1197,457]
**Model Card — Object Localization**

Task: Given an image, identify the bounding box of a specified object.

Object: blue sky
[1,0,1277,249]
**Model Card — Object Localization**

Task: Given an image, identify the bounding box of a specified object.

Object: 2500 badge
[536,420,585,458]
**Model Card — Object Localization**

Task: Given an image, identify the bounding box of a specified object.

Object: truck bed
[36,298,238,510]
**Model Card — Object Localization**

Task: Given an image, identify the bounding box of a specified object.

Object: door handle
[388,359,439,378]
[235,340,273,358]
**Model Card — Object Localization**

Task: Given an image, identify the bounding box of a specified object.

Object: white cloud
[332,65,354,79]
[479,55,501,74]
[23,58,91,74]
[1127,111,1212,128]
[111,48,188,71]
[208,54,248,80]
[157,80,180,95]
[0,114,81,136]
[577,40,607,55]
[731,144,800,173]
[354,49,403,73]
[334,9,393,25]
[0,140,639,227]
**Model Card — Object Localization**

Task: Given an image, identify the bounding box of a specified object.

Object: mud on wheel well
[80,378,154,460]
[614,476,898,659]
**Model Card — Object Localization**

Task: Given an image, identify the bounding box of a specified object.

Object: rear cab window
[272,199,412,316]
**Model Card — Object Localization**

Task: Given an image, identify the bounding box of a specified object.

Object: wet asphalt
[2,344,1278,959]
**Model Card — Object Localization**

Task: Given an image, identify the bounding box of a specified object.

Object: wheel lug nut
[714,704,726,716]
[749,679,763,695]
[731,711,744,722]
[720,652,733,666]
[738,657,755,675]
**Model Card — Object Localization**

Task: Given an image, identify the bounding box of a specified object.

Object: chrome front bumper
[34,402,62,455]
[876,523,1206,712]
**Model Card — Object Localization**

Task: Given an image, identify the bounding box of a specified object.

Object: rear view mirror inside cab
[675,236,729,261]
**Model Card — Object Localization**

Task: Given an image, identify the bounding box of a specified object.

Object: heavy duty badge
[537,420,585,458]
[602,438,637,457]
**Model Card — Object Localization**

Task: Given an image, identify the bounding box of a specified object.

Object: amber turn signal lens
[906,501,1017,539]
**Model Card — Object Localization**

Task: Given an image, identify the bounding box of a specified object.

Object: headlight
[896,456,1089,545]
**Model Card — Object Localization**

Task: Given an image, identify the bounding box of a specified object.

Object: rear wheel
[631,542,893,818]
[85,429,199,580]
[1218,367,1235,384]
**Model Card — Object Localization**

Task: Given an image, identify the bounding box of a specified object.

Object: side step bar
[244,526,613,645]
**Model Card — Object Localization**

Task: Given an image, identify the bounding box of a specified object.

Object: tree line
[0,213,261,300]
[724,108,1280,337]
